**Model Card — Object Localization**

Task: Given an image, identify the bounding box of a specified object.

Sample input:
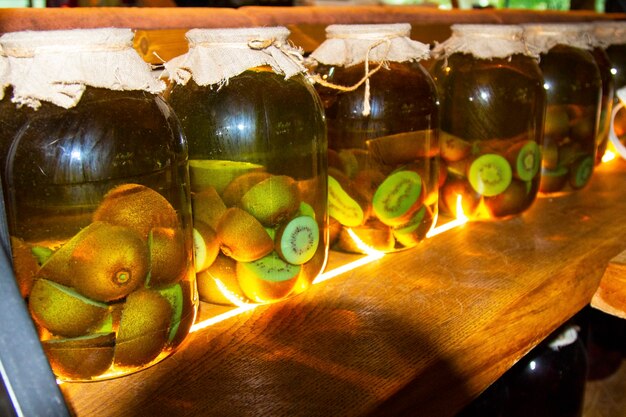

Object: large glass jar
[600,21,626,158]
[430,25,546,221]
[523,24,602,196]
[165,28,328,306]
[0,29,197,381]
[590,22,616,165]
[309,23,439,254]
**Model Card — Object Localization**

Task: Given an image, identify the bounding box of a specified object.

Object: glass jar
[165,27,328,305]
[590,22,616,165]
[1,29,197,381]
[309,23,439,254]
[523,24,602,196]
[430,24,546,221]
[600,21,626,158]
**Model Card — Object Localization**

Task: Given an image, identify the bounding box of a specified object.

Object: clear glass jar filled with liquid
[430,24,546,220]
[309,23,439,254]
[165,27,328,306]
[1,29,197,381]
[523,23,602,195]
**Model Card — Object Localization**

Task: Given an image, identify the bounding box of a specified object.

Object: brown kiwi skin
[216,207,274,262]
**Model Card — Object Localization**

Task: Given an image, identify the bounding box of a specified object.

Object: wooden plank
[59,159,626,416]
[592,250,626,319]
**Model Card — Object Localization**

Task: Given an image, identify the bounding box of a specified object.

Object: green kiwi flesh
[192,221,220,273]
[468,153,512,197]
[372,170,424,226]
[237,252,301,303]
[188,159,265,194]
[393,206,431,247]
[569,156,594,189]
[275,215,319,265]
[514,141,541,181]
[328,175,365,227]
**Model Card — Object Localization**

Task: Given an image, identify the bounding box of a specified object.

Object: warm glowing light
[214,278,250,307]
[191,304,257,333]
[426,194,468,238]
[602,150,616,163]
[313,254,382,285]
[346,228,386,257]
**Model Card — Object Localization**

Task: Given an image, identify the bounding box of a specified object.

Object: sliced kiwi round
[393,206,432,248]
[192,221,220,273]
[197,255,250,305]
[539,166,569,194]
[221,171,272,207]
[275,215,319,265]
[93,184,178,239]
[189,159,266,194]
[43,332,115,380]
[192,187,227,230]
[69,223,149,303]
[240,175,300,226]
[29,279,109,337]
[468,154,512,197]
[372,170,424,227]
[216,207,274,262]
[569,155,594,189]
[512,141,541,181]
[327,175,365,227]
[114,289,172,368]
[148,227,188,286]
[236,252,302,303]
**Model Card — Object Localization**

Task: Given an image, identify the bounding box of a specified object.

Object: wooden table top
[59,157,626,417]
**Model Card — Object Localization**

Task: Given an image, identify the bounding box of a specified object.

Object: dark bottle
[1,28,197,381]
[431,24,545,221]
[523,23,602,196]
[310,23,439,254]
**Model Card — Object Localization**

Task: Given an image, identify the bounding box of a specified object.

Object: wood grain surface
[58,158,626,416]
[592,250,626,319]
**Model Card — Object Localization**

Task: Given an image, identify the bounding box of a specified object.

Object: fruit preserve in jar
[1,29,197,381]
[309,23,439,254]
[165,27,328,305]
[430,24,546,221]
[523,23,602,195]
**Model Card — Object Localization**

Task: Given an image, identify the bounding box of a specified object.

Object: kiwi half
[197,255,250,305]
[393,206,432,248]
[440,131,471,162]
[69,223,149,303]
[237,252,302,303]
[275,215,319,265]
[510,141,541,181]
[467,153,512,197]
[29,279,109,337]
[327,175,365,227]
[114,289,172,368]
[372,170,424,227]
[43,333,115,380]
[189,159,265,194]
[192,221,220,273]
[216,207,274,262]
[192,187,227,230]
[240,175,299,227]
[221,171,272,207]
[336,220,395,254]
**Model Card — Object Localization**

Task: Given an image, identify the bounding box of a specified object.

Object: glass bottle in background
[600,21,626,156]
[1,28,197,381]
[523,23,602,196]
[165,27,328,306]
[589,22,616,165]
[430,24,546,221]
[309,23,439,254]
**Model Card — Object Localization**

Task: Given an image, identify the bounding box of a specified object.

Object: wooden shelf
[58,159,626,417]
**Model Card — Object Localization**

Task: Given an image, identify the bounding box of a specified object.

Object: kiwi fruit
[188,159,266,194]
[296,249,327,293]
[216,207,274,262]
[193,220,220,273]
[35,221,109,288]
[114,288,172,368]
[221,171,272,207]
[393,206,433,248]
[156,282,194,344]
[197,254,250,305]
[467,153,512,197]
[366,129,438,165]
[297,201,316,219]
[336,220,395,254]
[328,175,366,227]
[372,170,424,227]
[275,215,319,265]
[337,149,360,178]
[440,131,472,162]
[43,333,115,380]
[352,169,386,197]
[508,141,541,181]
[569,155,594,189]
[544,105,570,139]
[328,148,346,173]
[10,236,39,298]
[148,227,188,286]
[542,141,560,170]
[69,223,149,303]
[328,217,343,248]
[483,179,530,218]
[236,252,302,303]
[192,186,227,230]
[539,166,569,194]
[440,177,481,218]
[29,279,109,337]
[240,175,299,226]
[93,184,178,239]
